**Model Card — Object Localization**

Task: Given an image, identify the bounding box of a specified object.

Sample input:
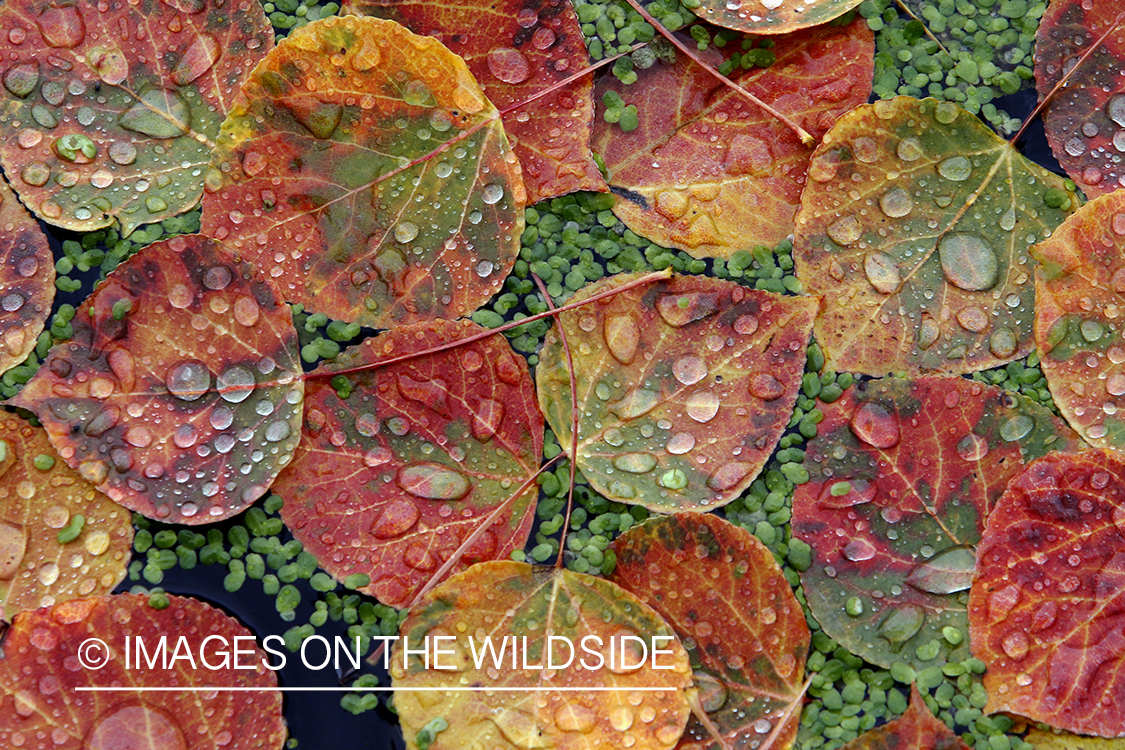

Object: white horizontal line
[75,686,672,692]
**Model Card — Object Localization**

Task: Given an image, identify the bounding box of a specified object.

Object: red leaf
[274,319,543,607]
[593,18,872,258]
[0,178,53,375]
[0,594,285,749]
[343,0,605,203]
[10,235,303,524]
[970,449,1125,737]
[840,684,969,750]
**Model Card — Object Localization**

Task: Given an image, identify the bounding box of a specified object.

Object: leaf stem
[1010,8,1125,147]
[892,0,951,57]
[619,0,815,146]
[305,269,672,381]
[364,453,565,667]
[529,274,580,571]
[759,675,813,750]
[499,44,650,118]
[687,688,736,750]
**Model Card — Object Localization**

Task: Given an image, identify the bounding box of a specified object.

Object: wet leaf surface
[793,376,1080,670]
[344,0,603,204]
[275,319,543,608]
[1035,0,1125,199]
[0,0,272,235]
[1026,728,1125,750]
[0,415,132,621]
[839,683,969,750]
[592,17,871,259]
[970,449,1125,737]
[10,235,302,525]
[1034,190,1125,451]
[0,593,286,749]
[609,513,810,750]
[392,560,693,750]
[688,0,865,35]
[794,96,1078,376]
[0,178,53,375]
[536,273,817,513]
[202,15,525,329]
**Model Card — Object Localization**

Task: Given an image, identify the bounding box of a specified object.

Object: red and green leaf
[0,178,53,375]
[201,15,525,329]
[794,96,1078,376]
[0,415,132,621]
[392,560,693,750]
[0,593,285,749]
[793,376,1080,670]
[970,449,1125,738]
[0,0,272,235]
[1034,190,1125,452]
[344,0,604,204]
[840,684,969,750]
[1035,0,1125,199]
[592,16,872,259]
[10,235,303,525]
[610,513,810,750]
[274,319,543,608]
[688,0,865,35]
[536,273,817,513]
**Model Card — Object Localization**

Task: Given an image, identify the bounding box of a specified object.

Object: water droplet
[370,499,420,539]
[486,47,531,84]
[989,327,1018,359]
[956,433,989,461]
[398,463,471,500]
[733,314,758,335]
[603,314,639,364]
[897,137,923,161]
[611,389,659,419]
[656,292,721,327]
[471,398,504,441]
[173,424,198,449]
[481,183,504,205]
[394,221,418,244]
[613,453,657,474]
[37,4,85,49]
[748,373,784,400]
[707,462,751,491]
[843,538,877,561]
[171,33,220,86]
[905,546,975,594]
[264,419,291,442]
[3,63,38,97]
[850,402,900,448]
[938,233,999,291]
[999,414,1033,442]
[1001,631,1029,659]
[864,252,901,294]
[665,432,695,454]
[108,141,137,166]
[91,47,128,85]
[20,162,49,187]
[937,155,972,181]
[555,704,596,734]
[956,306,989,333]
[0,520,27,579]
[685,391,719,423]
[879,188,913,218]
[999,207,1017,232]
[1108,94,1125,127]
[1107,372,1125,396]
[217,365,255,403]
[877,604,924,644]
[673,355,707,386]
[86,705,187,750]
[166,361,210,401]
[1081,319,1104,342]
[119,87,191,138]
[203,265,232,290]
[827,215,861,245]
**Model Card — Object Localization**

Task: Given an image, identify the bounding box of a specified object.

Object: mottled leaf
[839,684,968,750]
[9,235,302,524]
[592,17,871,259]
[970,449,1125,738]
[0,593,285,749]
[610,513,810,750]
[0,0,272,235]
[0,178,52,374]
[344,0,604,204]
[1035,0,1125,199]
[794,96,1078,376]
[1034,190,1125,451]
[275,319,543,608]
[392,560,693,750]
[793,376,1080,670]
[202,15,525,329]
[1026,728,1125,750]
[0,415,131,621]
[536,273,816,513]
[688,0,864,35]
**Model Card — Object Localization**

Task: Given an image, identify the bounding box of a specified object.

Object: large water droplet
[0,520,26,579]
[166,360,210,401]
[904,546,975,594]
[394,221,418,244]
[85,705,187,750]
[938,233,999,291]
[877,604,924,644]
[864,252,901,295]
[673,355,707,386]
[956,433,989,461]
[471,398,504,441]
[119,87,191,139]
[1001,631,1029,660]
[217,365,255,403]
[38,4,85,48]
[612,453,657,474]
[171,33,220,86]
[486,47,530,84]
[665,432,695,454]
[937,155,972,181]
[481,183,504,205]
[610,389,659,419]
[827,215,861,245]
[842,537,877,561]
[879,188,913,218]
[3,63,38,98]
[656,292,720,327]
[605,314,638,364]
[398,463,471,500]
[685,391,719,423]
[370,500,420,539]
[849,402,900,448]
[896,137,924,161]
[999,414,1033,442]
[1108,94,1125,128]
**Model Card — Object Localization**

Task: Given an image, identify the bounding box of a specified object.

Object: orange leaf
[0,178,53,375]
[839,684,968,750]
